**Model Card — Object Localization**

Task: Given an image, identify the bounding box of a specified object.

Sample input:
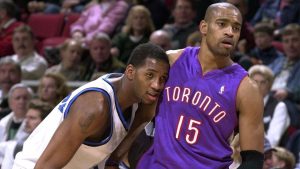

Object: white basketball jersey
[13,74,137,169]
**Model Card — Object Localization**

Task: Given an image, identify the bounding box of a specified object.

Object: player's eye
[146,73,153,79]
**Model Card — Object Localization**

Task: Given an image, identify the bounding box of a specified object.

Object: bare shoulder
[236,76,263,112]
[72,91,109,114]
[166,49,185,66]
[238,76,260,96]
[68,91,110,135]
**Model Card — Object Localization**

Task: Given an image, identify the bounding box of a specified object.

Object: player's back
[137,47,248,169]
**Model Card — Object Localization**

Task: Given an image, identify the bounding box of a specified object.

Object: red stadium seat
[27,14,65,40]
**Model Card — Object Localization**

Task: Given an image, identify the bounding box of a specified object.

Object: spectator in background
[46,39,85,81]
[269,24,300,132]
[71,0,129,43]
[0,57,21,119]
[264,139,276,169]
[0,1,23,57]
[0,100,53,169]
[249,65,290,147]
[186,31,201,47]
[111,5,155,64]
[60,0,90,14]
[0,83,33,143]
[272,147,295,169]
[250,22,285,67]
[130,0,170,29]
[27,0,61,14]
[162,0,198,49]
[37,73,70,106]
[250,0,280,26]
[149,29,172,51]
[279,0,300,28]
[84,33,125,80]
[8,25,48,80]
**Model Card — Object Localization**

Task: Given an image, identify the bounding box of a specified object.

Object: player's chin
[220,49,233,57]
[141,95,158,104]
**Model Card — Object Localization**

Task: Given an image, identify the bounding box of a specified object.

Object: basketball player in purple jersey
[106,2,265,169]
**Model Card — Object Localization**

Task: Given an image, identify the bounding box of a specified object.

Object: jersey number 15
[175,115,202,144]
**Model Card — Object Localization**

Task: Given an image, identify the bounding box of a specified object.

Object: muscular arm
[34,91,110,169]
[237,77,264,153]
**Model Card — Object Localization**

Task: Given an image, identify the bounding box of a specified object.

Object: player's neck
[115,77,138,112]
[198,46,233,75]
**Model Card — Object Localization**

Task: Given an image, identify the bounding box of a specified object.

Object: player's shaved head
[204,2,242,22]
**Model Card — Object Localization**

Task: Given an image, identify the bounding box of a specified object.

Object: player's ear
[200,20,207,36]
[125,64,135,80]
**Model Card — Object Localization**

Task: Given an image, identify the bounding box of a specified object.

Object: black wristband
[105,159,119,167]
[238,150,264,169]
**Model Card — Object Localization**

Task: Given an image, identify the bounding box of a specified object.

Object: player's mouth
[146,92,159,102]
[221,39,234,48]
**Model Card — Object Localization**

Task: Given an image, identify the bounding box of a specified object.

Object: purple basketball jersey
[137,47,248,169]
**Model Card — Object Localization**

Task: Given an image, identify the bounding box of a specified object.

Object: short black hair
[14,25,35,39]
[0,1,16,18]
[254,22,274,36]
[127,42,169,68]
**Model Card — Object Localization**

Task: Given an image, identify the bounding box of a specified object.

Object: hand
[273,89,288,101]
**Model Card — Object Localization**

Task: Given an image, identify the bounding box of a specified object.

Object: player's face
[133,58,169,104]
[201,7,242,57]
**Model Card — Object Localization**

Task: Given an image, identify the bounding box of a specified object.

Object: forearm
[240,123,264,152]
[238,121,264,169]
[34,142,80,169]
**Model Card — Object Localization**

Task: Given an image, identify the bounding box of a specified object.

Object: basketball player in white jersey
[13,43,170,169]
